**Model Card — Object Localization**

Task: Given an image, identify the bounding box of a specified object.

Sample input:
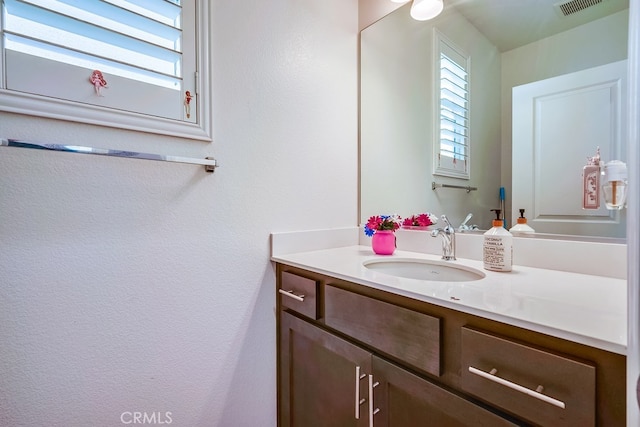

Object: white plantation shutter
[0,0,209,139]
[434,30,470,179]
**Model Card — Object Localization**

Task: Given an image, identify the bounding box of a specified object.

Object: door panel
[512,60,627,237]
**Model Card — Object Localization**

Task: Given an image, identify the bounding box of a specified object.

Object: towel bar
[1,139,219,173]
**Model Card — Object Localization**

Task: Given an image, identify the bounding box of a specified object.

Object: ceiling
[446,0,629,52]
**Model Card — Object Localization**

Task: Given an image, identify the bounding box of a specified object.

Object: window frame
[432,29,470,180]
[0,0,212,141]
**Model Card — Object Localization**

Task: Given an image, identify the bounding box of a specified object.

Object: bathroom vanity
[274,245,626,426]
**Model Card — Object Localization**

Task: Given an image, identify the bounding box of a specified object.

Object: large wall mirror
[360,0,629,238]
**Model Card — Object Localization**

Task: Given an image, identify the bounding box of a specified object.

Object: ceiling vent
[554,0,607,16]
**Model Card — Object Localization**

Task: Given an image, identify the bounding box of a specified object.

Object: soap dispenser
[483,209,513,272]
[509,209,535,235]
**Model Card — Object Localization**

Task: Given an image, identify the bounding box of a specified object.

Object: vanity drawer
[279,271,319,319]
[324,285,441,377]
[460,327,595,427]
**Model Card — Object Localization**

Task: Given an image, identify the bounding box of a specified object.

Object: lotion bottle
[509,209,535,235]
[582,147,601,210]
[483,209,513,272]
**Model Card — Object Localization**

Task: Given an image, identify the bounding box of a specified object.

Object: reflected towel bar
[432,181,477,193]
[1,139,219,173]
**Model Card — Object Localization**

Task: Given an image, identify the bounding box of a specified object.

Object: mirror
[360,0,629,238]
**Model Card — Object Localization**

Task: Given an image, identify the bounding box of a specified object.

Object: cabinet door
[371,356,520,427]
[280,312,372,427]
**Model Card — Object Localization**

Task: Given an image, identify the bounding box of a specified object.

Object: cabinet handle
[355,366,366,419]
[368,374,380,427]
[468,366,566,409]
[278,289,305,302]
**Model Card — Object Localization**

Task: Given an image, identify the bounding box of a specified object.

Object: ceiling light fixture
[410,0,444,21]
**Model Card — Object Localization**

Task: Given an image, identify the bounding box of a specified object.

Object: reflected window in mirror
[433,30,470,179]
[0,0,211,141]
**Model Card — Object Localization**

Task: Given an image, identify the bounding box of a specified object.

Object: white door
[512,60,627,238]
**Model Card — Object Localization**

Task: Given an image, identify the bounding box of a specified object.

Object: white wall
[358,0,403,30]
[0,1,358,426]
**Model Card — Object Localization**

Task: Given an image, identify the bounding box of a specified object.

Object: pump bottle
[483,209,513,272]
[509,209,535,235]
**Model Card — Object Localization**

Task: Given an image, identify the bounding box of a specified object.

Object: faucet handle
[441,214,454,230]
[458,213,473,231]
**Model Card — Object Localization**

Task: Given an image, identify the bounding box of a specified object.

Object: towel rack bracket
[205,157,217,173]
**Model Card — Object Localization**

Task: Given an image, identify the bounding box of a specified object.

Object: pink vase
[371,230,396,255]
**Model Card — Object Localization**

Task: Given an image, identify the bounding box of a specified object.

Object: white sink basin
[363,258,485,282]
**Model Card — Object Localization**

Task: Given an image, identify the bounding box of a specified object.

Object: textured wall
[0,0,358,426]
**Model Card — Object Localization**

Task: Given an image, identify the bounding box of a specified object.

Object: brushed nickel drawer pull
[278,289,305,302]
[368,374,380,427]
[355,366,367,419]
[468,366,566,409]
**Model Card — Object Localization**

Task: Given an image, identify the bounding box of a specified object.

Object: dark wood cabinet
[325,285,441,377]
[279,312,517,427]
[460,327,596,426]
[276,264,625,426]
[372,356,519,426]
[280,312,371,427]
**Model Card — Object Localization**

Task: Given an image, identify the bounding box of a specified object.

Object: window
[433,30,469,179]
[0,0,211,141]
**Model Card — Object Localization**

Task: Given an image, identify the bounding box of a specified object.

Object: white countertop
[272,245,627,355]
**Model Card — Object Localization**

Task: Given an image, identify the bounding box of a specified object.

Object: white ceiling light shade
[390,0,410,3]
[410,0,444,20]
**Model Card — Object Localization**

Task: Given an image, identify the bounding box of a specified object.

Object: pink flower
[364,215,401,236]
[402,213,438,227]
[366,216,382,231]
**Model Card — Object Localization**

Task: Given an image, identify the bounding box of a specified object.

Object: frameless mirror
[360,0,628,238]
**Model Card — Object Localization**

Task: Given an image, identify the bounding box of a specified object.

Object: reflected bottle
[601,161,628,210]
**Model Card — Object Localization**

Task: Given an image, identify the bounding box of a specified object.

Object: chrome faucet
[457,213,479,232]
[431,214,456,260]
[458,213,473,232]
